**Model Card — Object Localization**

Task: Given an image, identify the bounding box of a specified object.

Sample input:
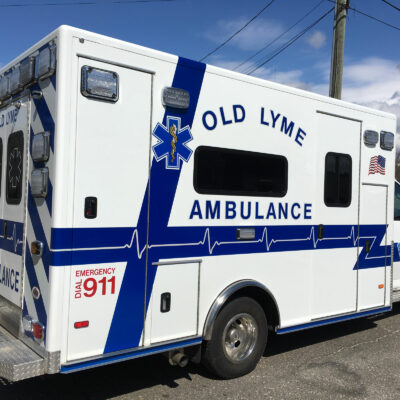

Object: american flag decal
[368,155,386,175]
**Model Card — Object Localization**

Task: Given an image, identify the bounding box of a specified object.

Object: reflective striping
[22,61,57,337]
[26,216,49,314]
[34,196,51,246]
[104,57,207,354]
[23,274,39,322]
[39,79,56,122]
[30,103,45,135]
[31,86,55,152]
[24,242,47,325]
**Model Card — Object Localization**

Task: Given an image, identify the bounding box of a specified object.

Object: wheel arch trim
[202,279,280,341]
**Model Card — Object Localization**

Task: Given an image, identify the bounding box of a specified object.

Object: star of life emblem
[152,116,193,170]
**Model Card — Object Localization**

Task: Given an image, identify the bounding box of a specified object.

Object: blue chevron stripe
[27,186,51,278]
[31,87,55,152]
[24,240,47,325]
[103,57,206,354]
[23,50,56,332]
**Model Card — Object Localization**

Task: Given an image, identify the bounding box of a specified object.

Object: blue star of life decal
[152,116,193,170]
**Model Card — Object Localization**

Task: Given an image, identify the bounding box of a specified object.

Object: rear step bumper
[0,324,44,382]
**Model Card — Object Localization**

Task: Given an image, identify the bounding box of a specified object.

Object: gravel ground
[1,303,399,400]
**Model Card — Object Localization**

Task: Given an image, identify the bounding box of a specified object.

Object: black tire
[202,296,267,379]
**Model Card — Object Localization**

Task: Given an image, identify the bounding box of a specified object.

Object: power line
[199,0,276,62]
[247,7,334,76]
[349,3,400,31]
[0,0,173,7]
[382,0,400,12]
[326,0,400,31]
[234,0,326,73]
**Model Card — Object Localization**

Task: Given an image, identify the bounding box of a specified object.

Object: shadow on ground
[1,303,399,400]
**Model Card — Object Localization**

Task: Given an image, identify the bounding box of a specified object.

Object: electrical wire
[382,0,400,12]
[198,0,276,62]
[326,0,400,31]
[0,0,173,7]
[247,7,334,76]
[233,0,326,73]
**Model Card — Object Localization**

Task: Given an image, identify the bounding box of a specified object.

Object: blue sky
[0,0,399,124]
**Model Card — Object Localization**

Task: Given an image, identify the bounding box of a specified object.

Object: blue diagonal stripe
[24,241,47,326]
[27,186,50,278]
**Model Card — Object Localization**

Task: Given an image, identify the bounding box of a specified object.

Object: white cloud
[307,31,326,49]
[210,55,400,131]
[204,18,284,51]
[209,57,311,90]
[339,58,400,131]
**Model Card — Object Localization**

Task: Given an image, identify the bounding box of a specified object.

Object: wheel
[202,296,267,379]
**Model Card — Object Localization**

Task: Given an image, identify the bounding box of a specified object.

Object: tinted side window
[6,131,24,205]
[395,181,400,221]
[324,152,352,207]
[194,146,288,197]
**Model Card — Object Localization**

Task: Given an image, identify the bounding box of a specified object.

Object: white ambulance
[0,25,397,381]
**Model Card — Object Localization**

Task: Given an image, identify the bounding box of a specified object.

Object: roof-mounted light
[0,75,10,101]
[9,67,21,95]
[20,57,36,87]
[37,43,56,80]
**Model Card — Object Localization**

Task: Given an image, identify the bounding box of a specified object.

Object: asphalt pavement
[1,303,400,400]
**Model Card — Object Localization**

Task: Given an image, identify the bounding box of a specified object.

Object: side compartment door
[358,184,387,309]
[0,100,29,307]
[312,112,361,319]
[393,181,400,294]
[67,58,152,361]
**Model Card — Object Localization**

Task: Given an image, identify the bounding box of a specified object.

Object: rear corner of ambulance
[0,34,60,382]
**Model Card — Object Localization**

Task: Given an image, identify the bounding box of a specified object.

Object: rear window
[6,131,24,205]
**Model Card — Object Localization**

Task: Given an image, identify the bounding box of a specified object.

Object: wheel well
[203,280,281,340]
[226,286,280,329]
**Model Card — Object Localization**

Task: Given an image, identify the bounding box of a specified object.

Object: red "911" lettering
[82,276,116,297]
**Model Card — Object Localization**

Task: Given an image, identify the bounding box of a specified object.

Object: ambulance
[0,25,397,381]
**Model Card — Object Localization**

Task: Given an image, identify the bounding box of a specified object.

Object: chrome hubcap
[222,313,258,363]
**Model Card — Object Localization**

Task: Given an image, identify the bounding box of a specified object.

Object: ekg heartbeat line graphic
[51,225,387,262]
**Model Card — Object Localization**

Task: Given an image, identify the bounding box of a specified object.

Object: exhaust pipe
[166,350,189,368]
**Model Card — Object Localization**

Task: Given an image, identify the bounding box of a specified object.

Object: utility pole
[329,0,349,99]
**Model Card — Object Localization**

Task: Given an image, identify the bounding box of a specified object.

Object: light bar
[0,75,10,101]
[9,67,21,95]
[81,66,119,101]
[162,87,190,109]
[20,57,36,87]
[37,43,56,80]
[380,131,394,151]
